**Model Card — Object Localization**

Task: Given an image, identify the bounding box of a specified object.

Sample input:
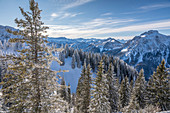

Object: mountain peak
[140,30,159,36]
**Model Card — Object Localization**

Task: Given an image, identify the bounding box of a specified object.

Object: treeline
[59,44,138,82]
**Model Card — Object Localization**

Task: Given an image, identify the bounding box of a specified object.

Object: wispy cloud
[45,19,170,39]
[123,3,170,14]
[139,3,170,10]
[50,12,82,21]
[62,0,94,10]
[101,12,112,16]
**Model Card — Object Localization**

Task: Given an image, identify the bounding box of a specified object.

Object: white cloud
[45,19,170,39]
[59,12,82,19]
[101,12,112,16]
[50,12,82,21]
[62,0,94,10]
[51,13,59,17]
[139,3,170,10]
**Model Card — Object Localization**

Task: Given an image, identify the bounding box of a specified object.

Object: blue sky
[0,0,170,39]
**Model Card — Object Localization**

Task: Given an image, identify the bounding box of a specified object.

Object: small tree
[71,54,76,69]
[119,76,130,110]
[59,51,65,66]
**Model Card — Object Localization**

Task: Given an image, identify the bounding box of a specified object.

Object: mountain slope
[118,30,170,79]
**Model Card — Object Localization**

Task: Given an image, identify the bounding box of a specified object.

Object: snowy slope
[51,57,82,93]
[118,30,170,78]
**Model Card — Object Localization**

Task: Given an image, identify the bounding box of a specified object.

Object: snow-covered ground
[51,57,82,93]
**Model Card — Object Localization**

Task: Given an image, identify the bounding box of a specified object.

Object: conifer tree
[146,59,170,111]
[67,83,71,105]
[76,63,86,112]
[59,51,65,66]
[76,63,92,113]
[89,60,111,113]
[0,0,68,112]
[84,64,92,113]
[106,63,119,112]
[60,77,67,101]
[71,54,76,69]
[119,76,130,110]
[127,69,146,112]
[64,44,69,58]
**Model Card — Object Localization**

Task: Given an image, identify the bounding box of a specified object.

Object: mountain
[48,37,123,53]
[117,30,170,79]
[0,25,19,41]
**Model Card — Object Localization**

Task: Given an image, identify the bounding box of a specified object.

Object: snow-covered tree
[59,51,65,66]
[146,59,170,111]
[127,69,146,112]
[67,83,71,105]
[64,44,69,58]
[106,63,119,112]
[76,63,92,113]
[60,77,67,101]
[119,76,130,110]
[71,54,76,69]
[0,0,68,112]
[89,60,111,113]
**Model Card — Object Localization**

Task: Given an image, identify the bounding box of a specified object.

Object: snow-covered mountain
[117,30,170,79]
[48,37,123,53]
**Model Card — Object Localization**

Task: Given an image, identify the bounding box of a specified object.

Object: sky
[0,0,170,39]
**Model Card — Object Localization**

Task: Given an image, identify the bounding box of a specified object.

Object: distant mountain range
[0,25,170,79]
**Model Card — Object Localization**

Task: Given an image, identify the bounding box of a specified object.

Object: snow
[111,40,115,42]
[121,48,128,52]
[50,57,82,93]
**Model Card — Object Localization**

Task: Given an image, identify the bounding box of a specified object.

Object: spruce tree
[71,54,76,69]
[106,63,119,112]
[146,59,170,111]
[119,76,130,110]
[89,60,111,113]
[64,44,69,58]
[59,51,65,66]
[0,0,68,112]
[67,83,71,105]
[60,77,67,101]
[76,63,92,113]
[127,69,146,112]
[76,63,86,112]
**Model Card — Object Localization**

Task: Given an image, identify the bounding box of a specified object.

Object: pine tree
[129,79,134,97]
[84,64,92,113]
[59,51,65,66]
[67,83,71,105]
[127,69,146,112]
[146,59,170,111]
[0,0,68,112]
[89,60,111,113]
[119,76,130,110]
[71,54,76,69]
[76,63,92,113]
[60,77,67,101]
[106,63,119,112]
[64,44,69,58]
